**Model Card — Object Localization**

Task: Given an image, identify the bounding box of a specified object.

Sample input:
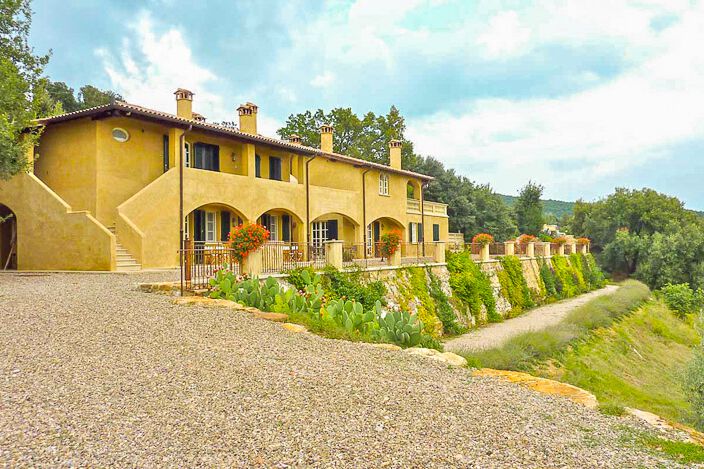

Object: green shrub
[447,251,499,323]
[321,266,386,311]
[286,266,317,291]
[598,403,626,416]
[325,298,376,334]
[375,309,424,347]
[539,261,558,298]
[659,283,704,318]
[428,268,465,335]
[497,255,533,315]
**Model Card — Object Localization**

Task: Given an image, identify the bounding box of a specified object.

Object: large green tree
[567,187,704,288]
[513,181,545,235]
[277,107,517,240]
[46,81,122,113]
[0,0,51,178]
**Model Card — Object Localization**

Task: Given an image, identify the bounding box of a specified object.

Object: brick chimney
[288,134,302,145]
[320,124,333,153]
[237,102,258,134]
[389,139,402,169]
[174,88,193,119]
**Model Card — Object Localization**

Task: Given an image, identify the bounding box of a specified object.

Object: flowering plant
[228,223,270,261]
[379,230,402,258]
[576,237,590,245]
[471,233,494,246]
[553,236,568,246]
[517,234,537,245]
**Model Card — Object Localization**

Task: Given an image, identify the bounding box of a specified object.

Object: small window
[193,143,219,171]
[433,224,440,242]
[379,173,389,195]
[205,211,216,243]
[111,128,129,142]
[255,154,261,178]
[184,142,191,168]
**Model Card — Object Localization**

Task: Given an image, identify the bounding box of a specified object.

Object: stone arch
[185,202,247,244]
[407,179,422,200]
[0,203,17,270]
[253,207,305,243]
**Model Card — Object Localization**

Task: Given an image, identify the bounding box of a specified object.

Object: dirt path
[444,285,619,353]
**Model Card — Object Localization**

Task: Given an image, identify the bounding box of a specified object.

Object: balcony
[406,198,448,217]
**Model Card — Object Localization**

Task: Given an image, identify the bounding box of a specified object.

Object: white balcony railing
[406,198,448,216]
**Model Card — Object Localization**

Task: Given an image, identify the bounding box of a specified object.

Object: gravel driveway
[0,273,682,467]
[444,285,619,353]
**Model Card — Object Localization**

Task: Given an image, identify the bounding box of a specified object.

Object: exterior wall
[34,118,98,215]
[95,118,166,226]
[17,113,449,270]
[0,172,115,270]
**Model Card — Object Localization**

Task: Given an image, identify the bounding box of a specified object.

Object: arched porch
[366,216,405,258]
[0,204,17,270]
[185,203,247,245]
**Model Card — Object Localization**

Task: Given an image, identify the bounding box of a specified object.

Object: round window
[111,128,129,142]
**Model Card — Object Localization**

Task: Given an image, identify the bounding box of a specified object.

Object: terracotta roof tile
[34,101,434,181]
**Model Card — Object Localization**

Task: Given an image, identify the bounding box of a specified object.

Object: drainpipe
[421,182,427,257]
[305,155,317,259]
[179,124,193,296]
[361,168,371,259]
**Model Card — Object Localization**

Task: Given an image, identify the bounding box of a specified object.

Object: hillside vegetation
[500,194,575,220]
[537,301,700,426]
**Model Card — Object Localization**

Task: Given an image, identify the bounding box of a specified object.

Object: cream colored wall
[0,172,115,270]
[96,118,165,226]
[34,118,97,215]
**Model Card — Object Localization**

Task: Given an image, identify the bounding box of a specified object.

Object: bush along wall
[496,255,535,317]
[446,251,500,324]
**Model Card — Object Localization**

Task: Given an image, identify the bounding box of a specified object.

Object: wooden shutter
[220,211,231,241]
[433,224,440,242]
[162,135,169,172]
[409,223,414,242]
[327,220,338,240]
[282,214,291,242]
[194,143,204,169]
[255,155,261,177]
[194,209,205,242]
[417,223,423,243]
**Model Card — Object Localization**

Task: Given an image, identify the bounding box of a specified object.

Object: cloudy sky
[30,0,704,209]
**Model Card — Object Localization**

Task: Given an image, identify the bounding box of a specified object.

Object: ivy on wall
[428,268,465,335]
[497,255,534,316]
[447,251,500,323]
[396,267,444,337]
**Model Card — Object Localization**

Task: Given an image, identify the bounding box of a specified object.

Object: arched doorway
[185,203,247,246]
[0,204,17,270]
[366,216,404,258]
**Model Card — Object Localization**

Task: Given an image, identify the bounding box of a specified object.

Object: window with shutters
[269,156,282,180]
[184,142,191,167]
[433,224,440,242]
[205,211,216,242]
[255,154,261,178]
[193,143,219,171]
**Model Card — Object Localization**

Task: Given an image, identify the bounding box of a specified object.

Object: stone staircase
[107,227,141,272]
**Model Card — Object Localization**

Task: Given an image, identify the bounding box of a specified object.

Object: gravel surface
[445,285,620,353]
[0,273,686,467]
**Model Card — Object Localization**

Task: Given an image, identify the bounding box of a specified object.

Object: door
[373,221,381,257]
[220,211,231,241]
[193,210,205,242]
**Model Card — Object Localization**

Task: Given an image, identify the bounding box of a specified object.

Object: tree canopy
[0,0,52,178]
[46,81,123,113]
[564,188,704,289]
[278,107,517,241]
[513,181,545,236]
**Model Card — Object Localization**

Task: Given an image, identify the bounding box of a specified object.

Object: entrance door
[373,221,381,257]
[0,206,17,270]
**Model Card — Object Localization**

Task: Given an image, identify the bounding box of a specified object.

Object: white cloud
[97,12,228,121]
[407,0,704,199]
[476,11,532,59]
[310,71,335,88]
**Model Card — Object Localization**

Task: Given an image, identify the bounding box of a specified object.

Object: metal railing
[488,243,505,256]
[182,240,239,290]
[400,242,436,264]
[261,241,326,274]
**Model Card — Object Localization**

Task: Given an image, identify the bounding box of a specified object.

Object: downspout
[421,182,427,257]
[179,124,193,296]
[361,168,371,259]
[305,154,317,259]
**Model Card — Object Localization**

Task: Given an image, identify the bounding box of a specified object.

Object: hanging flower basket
[227,223,270,262]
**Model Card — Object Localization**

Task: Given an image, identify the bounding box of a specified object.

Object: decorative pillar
[504,242,515,256]
[480,244,490,262]
[324,240,344,269]
[433,242,446,263]
[526,242,535,258]
[580,244,588,254]
[389,248,402,266]
[242,248,262,276]
[569,242,577,255]
[557,244,565,256]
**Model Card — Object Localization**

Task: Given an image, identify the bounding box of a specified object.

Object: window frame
[433,224,440,242]
[269,156,282,181]
[184,142,191,168]
[379,173,389,196]
[312,221,328,247]
[205,211,216,243]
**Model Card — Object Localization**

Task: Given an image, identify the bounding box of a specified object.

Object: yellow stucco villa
[0,89,448,272]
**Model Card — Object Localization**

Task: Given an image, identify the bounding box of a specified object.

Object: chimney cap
[237,102,258,115]
[174,88,194,100]
[288,134,302,144]
[192,112,206,122]
[389,139,402,148]
[320,123,334,134]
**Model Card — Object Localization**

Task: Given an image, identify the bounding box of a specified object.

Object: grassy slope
[536,301,700,425]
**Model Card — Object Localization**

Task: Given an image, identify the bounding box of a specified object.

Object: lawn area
[537,301,700,427]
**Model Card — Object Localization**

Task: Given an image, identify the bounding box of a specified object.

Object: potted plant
[379,230,402,262]
[471,233,494,246]
[227,223,270,270]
